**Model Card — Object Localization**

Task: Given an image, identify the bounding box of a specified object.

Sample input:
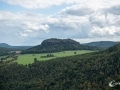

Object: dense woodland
[21,38,99,54]
[0,47,10,56]
[0,44,120,90]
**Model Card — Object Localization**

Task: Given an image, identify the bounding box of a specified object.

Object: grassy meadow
[15,50,94,65]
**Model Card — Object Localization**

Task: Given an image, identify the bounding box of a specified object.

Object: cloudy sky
[0,0,120,45]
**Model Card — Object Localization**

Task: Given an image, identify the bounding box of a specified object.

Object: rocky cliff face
[41,38,80,46]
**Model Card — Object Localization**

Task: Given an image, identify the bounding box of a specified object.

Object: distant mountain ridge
[0,43,10,48]
[0,43,32,50]
[1,41,119,51]
[21,38,98,54]
[83,41,120,48]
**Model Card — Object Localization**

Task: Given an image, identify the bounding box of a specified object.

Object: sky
[0,0,120,45]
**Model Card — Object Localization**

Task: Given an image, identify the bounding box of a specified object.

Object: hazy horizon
[0,38,120,46]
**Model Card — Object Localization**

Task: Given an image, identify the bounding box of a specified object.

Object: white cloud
[0,11,50,36]
[59,5,94,16]
[2,0,76,9]
[90,26,120,37]
[0,8,120,45]
[2,0,120,9]
[20,32,28,37]
[0,0,120,45]
[23,21,49,31]
[105,5,120,15]
[89,10,107,27]
[106,14,120,26]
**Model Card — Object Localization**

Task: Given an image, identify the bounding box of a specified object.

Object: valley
[1,1,120,89]
[16,50,94,65]
[0,38,120,90]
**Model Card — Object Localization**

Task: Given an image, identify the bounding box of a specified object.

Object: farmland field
[15,50,94,65]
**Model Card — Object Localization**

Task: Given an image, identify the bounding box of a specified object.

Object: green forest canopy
[0,44,120,90]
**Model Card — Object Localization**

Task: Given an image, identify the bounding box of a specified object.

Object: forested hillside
[0,44,120,90]
[83,41,120,48]
[0,47,10,56]
[21,38,99,54]
[0,43,32,50]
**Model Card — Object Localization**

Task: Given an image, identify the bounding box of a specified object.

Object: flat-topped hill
[21,38,97,54]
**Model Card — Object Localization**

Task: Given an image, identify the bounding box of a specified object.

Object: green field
[15,50,94,65]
